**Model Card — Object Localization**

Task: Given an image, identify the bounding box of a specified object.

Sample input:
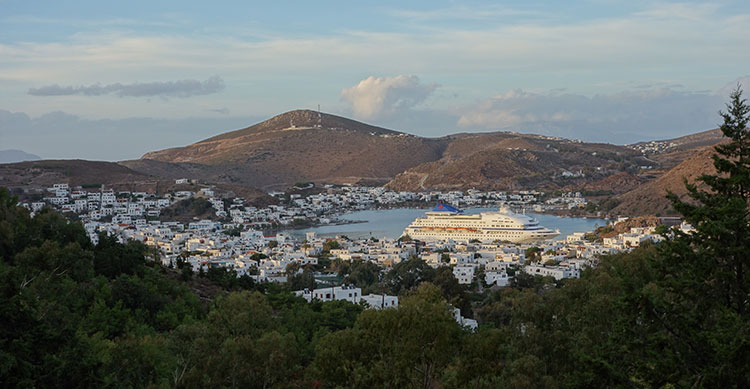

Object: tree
[524,246,541,262]
[397,234,413,242]
[310,283,462,388]
[287,262,316,291]
[342,260,380,290]
[666,86,749,316]
[322,240,340,253]
[381,258,436,295]
[654,86,750,385]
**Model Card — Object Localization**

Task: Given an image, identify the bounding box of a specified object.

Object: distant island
[0,149,40,163]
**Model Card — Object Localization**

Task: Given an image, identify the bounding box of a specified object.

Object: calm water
[282,208,606,241]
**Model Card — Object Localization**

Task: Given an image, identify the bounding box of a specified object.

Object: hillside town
[16,179,694,329]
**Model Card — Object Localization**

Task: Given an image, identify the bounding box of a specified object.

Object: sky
[1,0,749,161]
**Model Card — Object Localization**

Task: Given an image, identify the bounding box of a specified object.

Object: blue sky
[1,0,749,160]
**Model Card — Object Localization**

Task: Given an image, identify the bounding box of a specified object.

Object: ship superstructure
[403,203,559,243]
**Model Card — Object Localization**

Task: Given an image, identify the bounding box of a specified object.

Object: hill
[0,160,153,192]
[386,133,649,192]
[134,110,655,192]
[130,110,446,189]
[630,128,724,153]
[610,146,718,216]
[0,149,41,163]
[0,159,273,205]
[628,128,725,171]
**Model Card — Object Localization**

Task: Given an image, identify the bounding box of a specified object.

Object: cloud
[208,107,230,114]
[455,84,747,143]
[341,75,438,120]
[27,76,225,98]
[716,76,750,99]
[389,5,538,22]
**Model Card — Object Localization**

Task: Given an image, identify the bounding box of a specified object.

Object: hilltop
[127,110,446,189]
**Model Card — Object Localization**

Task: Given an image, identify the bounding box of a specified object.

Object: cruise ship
[402,203,559,243]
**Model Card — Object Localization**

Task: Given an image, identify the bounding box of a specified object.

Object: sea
[281,207,607,241]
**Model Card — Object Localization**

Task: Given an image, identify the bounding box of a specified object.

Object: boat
[402,203,559,243]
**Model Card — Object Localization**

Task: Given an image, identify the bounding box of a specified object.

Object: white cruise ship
[402,203,559,243]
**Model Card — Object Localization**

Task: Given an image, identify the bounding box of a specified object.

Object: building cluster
[29,183,175,222]
[295,285,399,310]
[630,140,677,155]
[540,191,586,210]
[24,181,590,233]
[17,179,681,327]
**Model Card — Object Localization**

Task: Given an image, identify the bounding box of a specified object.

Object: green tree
[652,86,750,386]
[381,258,435,295]
[310,283,462,388]
[322,239,340,253]
[342,259,380,290]
[287,262,316,291]
[431,266,472,315]
[666,86,750,316]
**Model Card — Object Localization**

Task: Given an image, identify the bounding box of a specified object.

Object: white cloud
[716,76,750,99]
[341,75,438,120]
[28,76,224,98]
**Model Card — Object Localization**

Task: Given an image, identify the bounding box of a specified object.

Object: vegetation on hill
[1,91,748,387]
[158,197,217,223]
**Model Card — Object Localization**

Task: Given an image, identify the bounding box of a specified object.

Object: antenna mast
[316,104,322,128]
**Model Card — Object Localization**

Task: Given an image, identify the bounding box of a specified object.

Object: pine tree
[666,85,750,316]
[652,86,750,386]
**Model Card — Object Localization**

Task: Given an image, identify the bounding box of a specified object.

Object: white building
[485,271,510,287]
[453,265,476,285]
[453,308,478,330]
[524,264,580,280]
[296,285,362,303]
[361,294,399,309]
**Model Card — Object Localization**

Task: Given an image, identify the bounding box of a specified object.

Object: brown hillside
[134,110,447,189]
[128,109,719,195]
[0,159,273,206]
[611,146,718,216]
[386,135,648,192]
[631,128,724,171]
[581,172,643,194]
[0,160,151,190]
[659,128,724,150]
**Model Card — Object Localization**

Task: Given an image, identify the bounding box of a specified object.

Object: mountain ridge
[126,110,729,203]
